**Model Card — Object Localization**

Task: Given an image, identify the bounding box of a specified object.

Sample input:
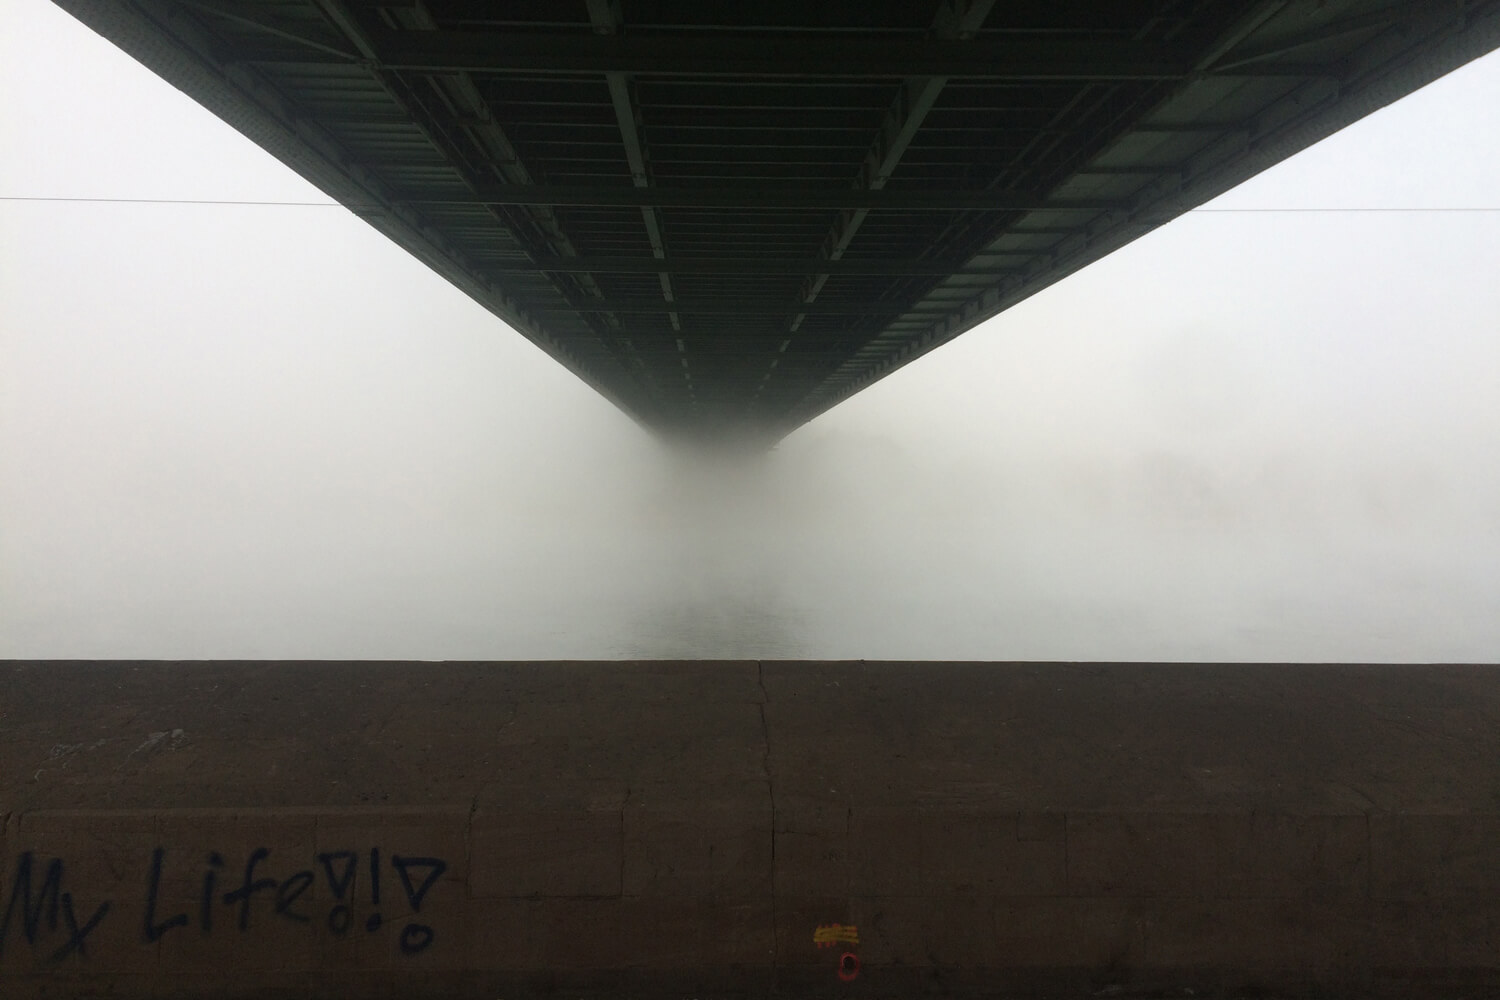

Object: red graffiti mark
[837,951,860,981]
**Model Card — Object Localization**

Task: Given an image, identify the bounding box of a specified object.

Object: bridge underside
[58,0,1500,439]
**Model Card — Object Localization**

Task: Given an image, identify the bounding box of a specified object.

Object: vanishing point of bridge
[55,2,1500,441]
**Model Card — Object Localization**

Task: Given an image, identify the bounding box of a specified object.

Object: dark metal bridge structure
[61,1,1500,441]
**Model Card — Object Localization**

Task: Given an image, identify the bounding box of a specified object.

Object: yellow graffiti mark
[813,923,859,947]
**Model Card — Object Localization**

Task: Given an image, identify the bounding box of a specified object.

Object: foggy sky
[3,1,1498,662]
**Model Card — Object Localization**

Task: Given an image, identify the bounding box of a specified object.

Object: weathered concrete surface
[1,660,1498,998]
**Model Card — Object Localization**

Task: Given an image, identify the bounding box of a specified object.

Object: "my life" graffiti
[1,845,448,965]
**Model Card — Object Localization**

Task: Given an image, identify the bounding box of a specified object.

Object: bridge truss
[58,0,1500,439]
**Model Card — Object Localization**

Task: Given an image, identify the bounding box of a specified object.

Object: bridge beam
[409,184,1125,212]
[587,0,686,361]
[490,256,1024,277]
[788,0,998,387]
[235,32,1331,80]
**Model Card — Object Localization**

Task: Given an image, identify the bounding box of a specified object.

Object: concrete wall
[1,660,1497,998]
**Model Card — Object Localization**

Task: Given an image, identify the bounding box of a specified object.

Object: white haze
[2,1,1498,662]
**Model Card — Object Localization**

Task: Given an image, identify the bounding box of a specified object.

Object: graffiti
[0,854,112,963]
[813,922,859,947]
[814,923,860,982]
[2,845,447,966]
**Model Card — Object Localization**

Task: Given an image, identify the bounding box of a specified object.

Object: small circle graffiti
[399,923,434,954]
[327,905,352,935]
[837,951,860,982]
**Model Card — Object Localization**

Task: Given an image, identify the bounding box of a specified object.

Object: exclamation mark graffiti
[366,847,383,932]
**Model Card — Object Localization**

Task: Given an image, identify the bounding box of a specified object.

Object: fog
[3,2,1498,662]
